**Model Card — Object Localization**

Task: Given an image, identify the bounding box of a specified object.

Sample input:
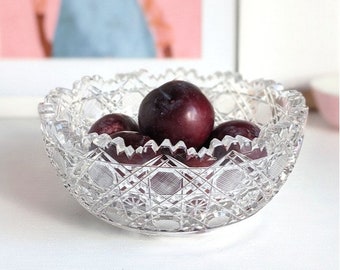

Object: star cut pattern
[39,69,308,234]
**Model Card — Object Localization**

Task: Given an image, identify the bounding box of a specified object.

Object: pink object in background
[43,0,60,45]
[0,0,59,58]
[0,0,200,58]
[0,0,43,57]
[154,0,201,58]
[311,74,339,129]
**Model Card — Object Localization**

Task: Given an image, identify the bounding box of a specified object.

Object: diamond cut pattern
[39,69,308,234]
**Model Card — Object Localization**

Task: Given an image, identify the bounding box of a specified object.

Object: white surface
[0,112,338,270]
[239,0,339,87]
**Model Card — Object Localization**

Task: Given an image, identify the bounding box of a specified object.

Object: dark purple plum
[89,113,138,137]
[110,131,151,149]
[105,131,154,164]
[209,120,261,141]
[159,146,216,167]
[138,80,214,149]
[207,120,267,160]
[182,156,216,167]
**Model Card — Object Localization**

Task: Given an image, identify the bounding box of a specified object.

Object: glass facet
[38,68,308,234]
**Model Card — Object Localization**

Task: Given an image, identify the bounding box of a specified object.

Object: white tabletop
[0,112,338,270]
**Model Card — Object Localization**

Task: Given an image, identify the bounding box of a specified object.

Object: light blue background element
[53,0,156,57]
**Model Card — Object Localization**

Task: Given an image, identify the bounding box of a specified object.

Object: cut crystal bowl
[38,68,308,234]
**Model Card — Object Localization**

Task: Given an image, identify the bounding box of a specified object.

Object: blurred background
[0,0,338,128]
[239,0,338,87]
[0,0,202,58]
[238,0,339,129]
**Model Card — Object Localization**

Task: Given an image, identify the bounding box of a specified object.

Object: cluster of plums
[89,80,266,166]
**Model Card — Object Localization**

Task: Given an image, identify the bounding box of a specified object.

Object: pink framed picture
[0,0,237,116]
[0,0,204,59]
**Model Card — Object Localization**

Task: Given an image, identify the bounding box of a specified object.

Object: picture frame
[0,0,237,117]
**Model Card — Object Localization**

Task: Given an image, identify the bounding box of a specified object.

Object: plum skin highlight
[138,80,215,149]
[88,113,138,137]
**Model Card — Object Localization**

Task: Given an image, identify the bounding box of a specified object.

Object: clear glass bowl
[38,68,308,234]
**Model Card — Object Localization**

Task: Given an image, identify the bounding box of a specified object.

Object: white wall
[239,0,339,88]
